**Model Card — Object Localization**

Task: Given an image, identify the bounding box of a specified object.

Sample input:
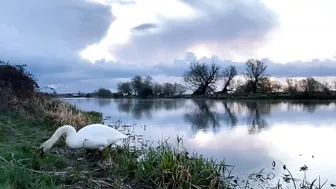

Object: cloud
[131,23,158,31]
[116,0,136,5]
[1,0,336,93]
[0,0,113,60]
[110,0,279,63]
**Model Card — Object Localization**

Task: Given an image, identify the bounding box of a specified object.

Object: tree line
[182,59,336,95]
[4,57,333,99]
[116,75,187,98]
[112,58,336,98]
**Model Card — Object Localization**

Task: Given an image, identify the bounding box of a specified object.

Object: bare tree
[183,62,220,95]
[220,65,237,93]
[174,83,187,95]
[143,76,153,87]
[162,83,174,95]
[258,77,283,92]
[320,81,331,93]
[258,77,273,92]
[244,59,267,93]
[285,78,299,93]
[298,77,321,93]
[232,79,244,93]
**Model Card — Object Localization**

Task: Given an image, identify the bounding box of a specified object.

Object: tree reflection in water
[239,101,271,134]
[96,98,113,107]
[184,100,220,133]
[113,98,331,134]
[184,100,273,134]
[114,98,186,120]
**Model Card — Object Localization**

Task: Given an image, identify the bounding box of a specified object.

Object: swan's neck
[48,125,77,148]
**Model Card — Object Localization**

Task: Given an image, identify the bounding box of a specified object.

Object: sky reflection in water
[64,98,336,185]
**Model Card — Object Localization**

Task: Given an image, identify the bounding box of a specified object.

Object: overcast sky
[1,0,336,93]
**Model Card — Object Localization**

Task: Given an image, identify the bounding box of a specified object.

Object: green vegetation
[0,60,335,188]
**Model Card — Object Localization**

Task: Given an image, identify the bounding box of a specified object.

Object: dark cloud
[111,0,279,63]
[0,0,113,59]
[131,23,159,31]
[115,0,136,5]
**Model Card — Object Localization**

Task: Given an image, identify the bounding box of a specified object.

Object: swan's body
[39,124,128,158]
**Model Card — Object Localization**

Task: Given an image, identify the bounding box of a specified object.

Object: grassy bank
[0,94,333,188]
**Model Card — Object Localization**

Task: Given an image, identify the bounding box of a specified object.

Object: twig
[89,178,114,187]
[0,155,67,176]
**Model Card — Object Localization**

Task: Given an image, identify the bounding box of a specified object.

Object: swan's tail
[111,133,128,149]
[120,133,128,139]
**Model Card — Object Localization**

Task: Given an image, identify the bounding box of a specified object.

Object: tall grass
[0,87,101,130]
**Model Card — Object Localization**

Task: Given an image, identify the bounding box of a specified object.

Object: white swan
[38,123,128,158]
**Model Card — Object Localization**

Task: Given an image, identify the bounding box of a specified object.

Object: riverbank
[59,91,336,100]
[0,95,331,188]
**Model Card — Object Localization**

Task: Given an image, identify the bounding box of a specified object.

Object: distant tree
[244,59,267,93]
[138,87,153,98]
[285,78,299,93]
[320,81,330,93]
[220,65,237,93]
[143,76,153,87]
[298,77,321,93]
[95,88,113,98]
[152,82,163,96]
[85,93,92,98]
[258,77,282,92]
[183,62,220,95]
[162,83,174,95]
[117,82,133,95]
[174,83,187,95]
[130,75,143,95]
[235,80,255,93]
[333,80,336,90]
[271,80,283,92]
[0,60,39,98]
[232,79,244,93]
[258,77,273,93]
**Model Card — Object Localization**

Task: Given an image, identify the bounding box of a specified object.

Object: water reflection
[65,98,336,136]
[114,99,186,120]
[64,98,336,185]
[113,99,281,134]
[241,101,271,134]
[288,100,334,113]
[184,100,220,133]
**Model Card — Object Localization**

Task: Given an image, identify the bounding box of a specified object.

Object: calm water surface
[64,98,336,185]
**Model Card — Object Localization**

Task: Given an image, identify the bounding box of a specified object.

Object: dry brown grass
[45,99,93,129]
[0,87,100,129]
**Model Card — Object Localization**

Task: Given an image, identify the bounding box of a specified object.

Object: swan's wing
[77,124,128,142]
[82,137,109,150]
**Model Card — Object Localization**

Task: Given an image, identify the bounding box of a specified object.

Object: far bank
[58,91,336,100]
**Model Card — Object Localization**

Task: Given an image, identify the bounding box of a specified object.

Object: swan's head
[38,125,75,156]
[38,139,54,156]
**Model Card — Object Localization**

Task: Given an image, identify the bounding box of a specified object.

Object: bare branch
[220,65,237,93]
[244,59,267,93]
[183,62,220,95]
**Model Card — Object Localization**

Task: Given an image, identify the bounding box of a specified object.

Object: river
[64,98,336,187]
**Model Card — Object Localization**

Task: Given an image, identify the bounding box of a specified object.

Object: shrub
[0,60,39,99]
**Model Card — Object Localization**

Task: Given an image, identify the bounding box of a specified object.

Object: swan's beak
[37,148,44,157]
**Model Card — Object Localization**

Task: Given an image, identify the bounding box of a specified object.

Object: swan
[38,123,128,159]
